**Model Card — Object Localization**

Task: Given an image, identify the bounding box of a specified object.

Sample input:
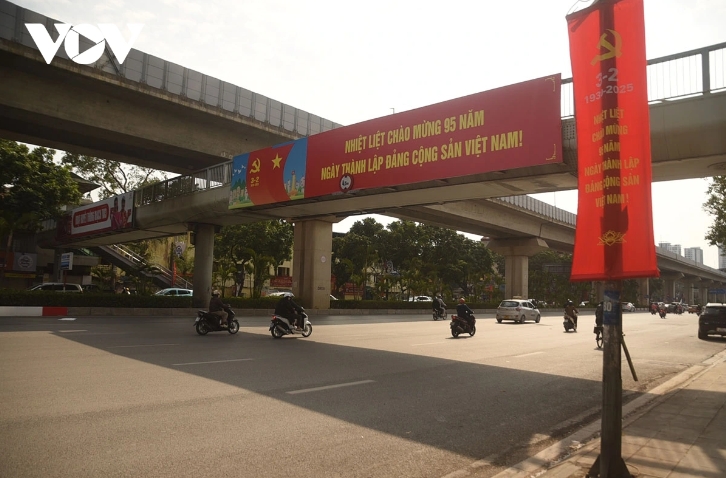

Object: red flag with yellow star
[245,143,295,206]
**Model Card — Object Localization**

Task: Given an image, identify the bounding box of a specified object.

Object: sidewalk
[494,350,726,478]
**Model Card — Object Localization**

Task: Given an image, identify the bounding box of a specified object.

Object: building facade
[684,247,704,264]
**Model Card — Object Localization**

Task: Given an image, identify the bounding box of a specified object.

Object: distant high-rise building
[658,242,682,255]
[719,245,726,270]
[684,247,704,264]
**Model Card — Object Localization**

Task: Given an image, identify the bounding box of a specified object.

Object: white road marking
[110,343,179,349]
[514,351,545,358]
[172,358,254,366]
[286,380,376,395]
[411,342,447,346]
[57,329,87,333]
[58,318,76,321]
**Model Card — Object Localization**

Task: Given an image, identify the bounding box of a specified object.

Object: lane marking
[411,342,447,346]
[514,351,545,358]
[58,318,76,321]
[57,329,87,333]
[287,380,376,395]
[172,358,254,366]
[110,343,180,349]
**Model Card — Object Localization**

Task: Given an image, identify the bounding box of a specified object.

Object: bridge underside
[0,45,297,174]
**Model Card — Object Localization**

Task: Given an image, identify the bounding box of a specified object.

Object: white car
[409,295,433,302]
[267,291,294,298]
[496,299,541,324]
[154,288,192,296]
[621,302,635,312]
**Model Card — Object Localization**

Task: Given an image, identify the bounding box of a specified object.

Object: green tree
[704,176,726,248]
[214,220,294,298]
[0,141,81,284]
[62,153,167,198]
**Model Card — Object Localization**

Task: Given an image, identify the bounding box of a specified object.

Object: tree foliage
[704,176,726,248]
[0,140,82,237]
[332,218,498,301]
[62,153,167,198]
[214,220,294,297]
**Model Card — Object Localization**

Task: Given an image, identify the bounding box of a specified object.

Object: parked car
[154,288,193,296]
[28,282,83,293]
[82,284,113,293]
[698,303,726,340]
[267,291,294,298]
[621,302,635,312]
[496,299,541,324]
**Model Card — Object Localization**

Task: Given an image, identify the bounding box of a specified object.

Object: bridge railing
[561,41,726,117]
[0,0,343,140]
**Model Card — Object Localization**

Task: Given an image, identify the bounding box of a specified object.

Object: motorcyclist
[595,301,604,327]
[209,289,228,326]
[564,299,579,331]
[455,297,475,328]
[274,294,304,331]
[432,293,446,318]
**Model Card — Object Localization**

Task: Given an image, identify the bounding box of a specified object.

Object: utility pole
[588,1,631,476]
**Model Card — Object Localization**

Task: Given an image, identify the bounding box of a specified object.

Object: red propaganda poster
[229,75,562,208]
[566,0,658,281]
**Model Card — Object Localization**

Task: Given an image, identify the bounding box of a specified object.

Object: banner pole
[592,2,630,477]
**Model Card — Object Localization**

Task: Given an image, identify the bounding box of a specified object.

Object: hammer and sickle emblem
[591,29,622,65]
[250,158,261,174]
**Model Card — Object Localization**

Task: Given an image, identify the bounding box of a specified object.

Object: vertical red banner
[567,0,658,281]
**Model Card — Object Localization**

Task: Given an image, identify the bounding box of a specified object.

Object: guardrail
[106,244,193,290]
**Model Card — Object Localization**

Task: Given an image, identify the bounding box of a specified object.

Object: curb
[447,348,726,478]
[0,306,68,317]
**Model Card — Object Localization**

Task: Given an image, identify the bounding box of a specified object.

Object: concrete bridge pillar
[636,278,649,306]
[191,223,216,308]
[592,281,605,303]
[661,272,684,303]
[487,238,548,300]
[292,220,333,309]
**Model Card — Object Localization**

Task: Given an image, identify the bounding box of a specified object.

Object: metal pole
[588,1,631,476]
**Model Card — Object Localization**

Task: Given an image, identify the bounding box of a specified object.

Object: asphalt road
[1,310,723,478]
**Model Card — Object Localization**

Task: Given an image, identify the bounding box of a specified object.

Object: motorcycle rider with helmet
[455,297,475,329]
[564,299,579,331]
[274,294,304,331]
[432,293,446,319]
[209,289,228,327]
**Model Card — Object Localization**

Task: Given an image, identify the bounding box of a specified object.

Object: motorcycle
[432,308,446,321]
[659,308,667,319]
[450,314,476,338]
[563,313,577,332]
[270,309,313,338]
[195,306,239,335]
[594,325,603,348]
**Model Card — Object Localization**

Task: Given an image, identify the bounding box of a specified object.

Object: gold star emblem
[598,230,626,246]
[272,154,282,169]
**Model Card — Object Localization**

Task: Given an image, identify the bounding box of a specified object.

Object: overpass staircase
[87,244,192,290]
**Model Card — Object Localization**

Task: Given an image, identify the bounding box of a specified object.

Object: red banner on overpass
[230,76,562,208]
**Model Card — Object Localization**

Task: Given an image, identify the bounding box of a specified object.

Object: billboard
[230,75,562,209]
[64,192,134,238]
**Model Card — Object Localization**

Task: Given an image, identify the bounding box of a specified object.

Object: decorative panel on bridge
[229,75,563,209]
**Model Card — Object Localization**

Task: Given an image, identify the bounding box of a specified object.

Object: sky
[15,0,726,268]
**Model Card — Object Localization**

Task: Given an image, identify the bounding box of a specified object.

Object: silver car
[496,299,541,324]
